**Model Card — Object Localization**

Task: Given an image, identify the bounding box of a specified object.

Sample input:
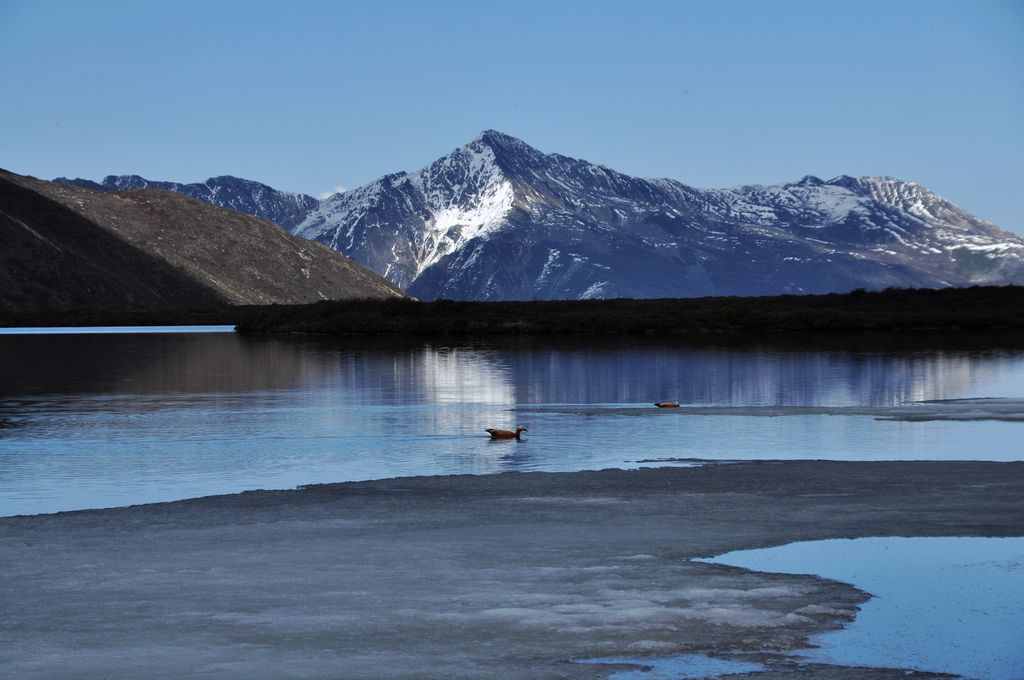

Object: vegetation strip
[233,285,1024,336]
[4,286,1024,339]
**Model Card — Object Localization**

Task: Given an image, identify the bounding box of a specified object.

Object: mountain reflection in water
[1,332,1022,515]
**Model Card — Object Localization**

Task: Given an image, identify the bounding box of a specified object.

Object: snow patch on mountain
[580,281,610,299]
[409,140,515,276]
[296,135,517,287]
[419,179,513,276]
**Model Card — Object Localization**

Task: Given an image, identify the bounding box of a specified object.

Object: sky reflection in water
[704,537,1024,680]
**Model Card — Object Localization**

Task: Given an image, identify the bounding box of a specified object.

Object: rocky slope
[1,175,223,312]
[295,131,1024,300]
[1,170,403,312]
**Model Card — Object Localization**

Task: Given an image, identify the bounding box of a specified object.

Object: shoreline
[3,455,1022,521]
[3,461,1022,678]
[4,286,1024,341]
[236,286,1024,336]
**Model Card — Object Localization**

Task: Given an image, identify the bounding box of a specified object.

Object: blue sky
[1,0,1022,231]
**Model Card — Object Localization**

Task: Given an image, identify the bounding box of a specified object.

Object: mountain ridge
[54,174,320,232]
[295,131,1024,300]
[56,131,1024,300]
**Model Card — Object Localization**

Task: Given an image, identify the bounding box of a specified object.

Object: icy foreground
[297,131,1024,300]
[2,462,1020,679]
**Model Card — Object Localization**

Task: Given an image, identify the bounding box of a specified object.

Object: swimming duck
[486,426,528,440]
[654,401,681,408]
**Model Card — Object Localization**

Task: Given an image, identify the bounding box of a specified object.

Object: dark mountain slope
[0,176,224,312]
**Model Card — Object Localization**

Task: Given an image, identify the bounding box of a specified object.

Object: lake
[1,328,1023,516]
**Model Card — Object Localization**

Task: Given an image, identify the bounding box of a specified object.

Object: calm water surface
[0,325,236,335]
[1,330,1023,516]
[704,537,1024,679]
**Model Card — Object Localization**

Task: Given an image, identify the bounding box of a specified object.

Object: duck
[654,401,681,408]
[486,426,528,440]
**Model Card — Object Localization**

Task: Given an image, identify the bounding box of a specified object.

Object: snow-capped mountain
[294,130,1024,300]
[54,174,319,232]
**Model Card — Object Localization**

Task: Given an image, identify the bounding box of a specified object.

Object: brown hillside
[1,170,404,309]
[0,176,225,312]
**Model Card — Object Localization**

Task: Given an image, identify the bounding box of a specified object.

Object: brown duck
[486,426,528,440]
[654,401,681,408]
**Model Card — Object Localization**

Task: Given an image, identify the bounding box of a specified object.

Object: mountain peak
[475,129,520,144]
[102,174,150,187]
[207,174,250,184]
[796,175,824,186]
[471,129,538,157]
[295,134,1023,300]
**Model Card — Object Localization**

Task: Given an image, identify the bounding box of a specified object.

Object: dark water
[1,330,1023,516]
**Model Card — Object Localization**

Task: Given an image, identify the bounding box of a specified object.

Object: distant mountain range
[55,174,319,232]
[56,131,1024,300]
[2,170,403,312]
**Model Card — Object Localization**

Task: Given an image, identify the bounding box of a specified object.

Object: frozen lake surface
[577,652,764,679]
[703,537,1024,679]
[2,331,1024,515]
